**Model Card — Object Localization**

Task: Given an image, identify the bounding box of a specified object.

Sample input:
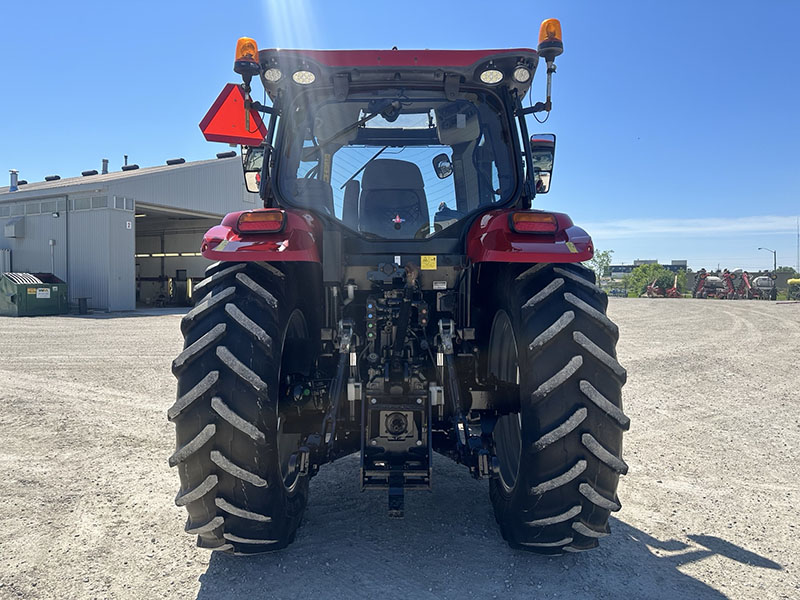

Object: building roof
[0,156,237,201]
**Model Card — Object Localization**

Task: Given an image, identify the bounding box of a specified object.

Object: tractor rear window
[276,89,516,239]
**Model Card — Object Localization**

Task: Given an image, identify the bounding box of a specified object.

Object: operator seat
[359,159,429,238]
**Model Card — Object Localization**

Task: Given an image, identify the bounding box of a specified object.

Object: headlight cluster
[478,65,531,85]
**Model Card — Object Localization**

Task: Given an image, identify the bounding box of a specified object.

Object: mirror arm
[249,101,274,115]
[519,60,556,115]
[519,101,550,115]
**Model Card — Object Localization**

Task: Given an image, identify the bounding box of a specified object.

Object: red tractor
[169,20,628,556]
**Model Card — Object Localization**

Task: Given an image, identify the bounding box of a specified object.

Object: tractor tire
[168,261,314,554]
[487,263,629,554]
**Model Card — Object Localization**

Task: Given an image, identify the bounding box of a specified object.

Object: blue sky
[1,0,798,271]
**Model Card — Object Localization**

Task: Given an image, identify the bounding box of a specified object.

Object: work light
[292,70,316,85]
[479,69,503,84]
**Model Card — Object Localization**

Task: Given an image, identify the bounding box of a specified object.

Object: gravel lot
[0,298,798,599]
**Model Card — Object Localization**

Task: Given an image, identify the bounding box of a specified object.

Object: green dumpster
[0,273,69,316]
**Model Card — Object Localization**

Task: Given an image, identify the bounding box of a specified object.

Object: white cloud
[582,215,799,239]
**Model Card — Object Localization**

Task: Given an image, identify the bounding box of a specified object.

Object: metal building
[0,156,255,311]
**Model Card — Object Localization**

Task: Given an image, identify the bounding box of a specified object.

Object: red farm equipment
[733,270,754,299]
[720,268,754,299]
[695,268,758,300]
[168,21,628,556]
[693,269,726,298]
[721,269,736,299]
[666,274,681,298]
[643,278,665,298]
[751,273,778,300]
[644,275,681,298]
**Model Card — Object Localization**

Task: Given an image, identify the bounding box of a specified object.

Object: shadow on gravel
[196,455,780,600]
[60,307,188,319]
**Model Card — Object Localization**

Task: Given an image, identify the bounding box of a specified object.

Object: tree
[674,269,687,292]
[586,249,614,282]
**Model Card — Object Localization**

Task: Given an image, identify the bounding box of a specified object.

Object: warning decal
[420,256,437,270]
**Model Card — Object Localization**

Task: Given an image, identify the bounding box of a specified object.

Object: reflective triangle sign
[199,83,267,145]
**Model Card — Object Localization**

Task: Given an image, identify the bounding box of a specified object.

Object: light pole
[758,247,777,272]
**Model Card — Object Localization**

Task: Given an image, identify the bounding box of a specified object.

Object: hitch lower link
[437,319,499,481]
[304,320,357,469]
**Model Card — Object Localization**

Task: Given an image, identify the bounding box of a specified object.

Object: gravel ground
[0,299,798,600]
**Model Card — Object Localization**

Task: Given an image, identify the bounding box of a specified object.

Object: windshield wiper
[302,100,401,161]
[339,146,389,189]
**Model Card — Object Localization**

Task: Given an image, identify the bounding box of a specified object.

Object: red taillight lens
[510,212,558,233]
[237,210,285,233]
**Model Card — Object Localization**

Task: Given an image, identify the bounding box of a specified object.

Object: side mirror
[242,145,265,193]
[432,153,453,179]
[530,133,555,194]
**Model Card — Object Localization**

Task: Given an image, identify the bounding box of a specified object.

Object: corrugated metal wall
[68,210,112,309]
[0,197,68,279]
[0,157,257,311]
[106,210,136,310]
[0,248,11,273]
[109,158,256,215]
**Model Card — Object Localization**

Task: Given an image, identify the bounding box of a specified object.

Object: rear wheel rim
[489,310,522,493]
[277,309,307,492]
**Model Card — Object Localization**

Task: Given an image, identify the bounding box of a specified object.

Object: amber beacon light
[234,37,261,76]
[537,19,563,61]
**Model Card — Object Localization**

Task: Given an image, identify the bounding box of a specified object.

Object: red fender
[466,209,593,263]
[201,209,321,262]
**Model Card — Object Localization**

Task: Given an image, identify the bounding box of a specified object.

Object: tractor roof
[259,48,537,68]
[258,48,539,98]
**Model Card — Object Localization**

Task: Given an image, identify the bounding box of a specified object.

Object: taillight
[237,210,285,233]
[510,212,558,233]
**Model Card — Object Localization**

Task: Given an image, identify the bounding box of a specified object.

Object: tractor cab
[237,47,545,241]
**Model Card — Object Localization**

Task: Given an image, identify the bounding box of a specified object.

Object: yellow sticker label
[420,255,437,270]
[27,287,36,295]
[566,242,578,254]
[322,153,332,183]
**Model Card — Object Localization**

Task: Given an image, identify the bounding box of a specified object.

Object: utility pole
[758,247,777,272]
